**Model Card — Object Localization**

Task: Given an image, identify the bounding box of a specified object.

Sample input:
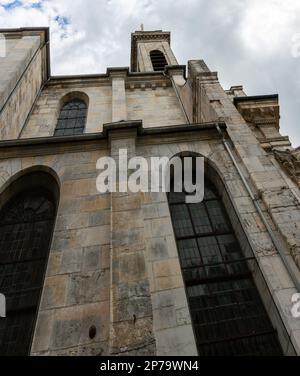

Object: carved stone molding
[234,95,280,129]
[273,147,300,187]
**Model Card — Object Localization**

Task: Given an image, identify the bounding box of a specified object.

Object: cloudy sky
[0,0,299,146]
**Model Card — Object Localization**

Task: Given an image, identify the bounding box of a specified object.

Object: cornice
[47,68,171,88]
[0,121,227,159]
[234,94,278,105]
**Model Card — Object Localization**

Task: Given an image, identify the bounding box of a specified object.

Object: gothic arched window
[0,172,58,355]
[168,168,283,356]
[54,99,87,136]
[150,50,168,71]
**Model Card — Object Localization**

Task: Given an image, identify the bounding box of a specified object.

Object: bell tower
[131,30,178,72]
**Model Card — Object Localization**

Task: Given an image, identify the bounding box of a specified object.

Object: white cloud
[239,0,300,58]
[0,0,299,146]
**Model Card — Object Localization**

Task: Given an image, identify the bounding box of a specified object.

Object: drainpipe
[216,124,300,293]
[163,71,190,125]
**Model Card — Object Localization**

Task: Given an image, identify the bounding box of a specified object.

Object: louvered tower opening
[150,50,168,71]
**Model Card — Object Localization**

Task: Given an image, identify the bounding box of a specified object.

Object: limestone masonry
[0,27,299,356]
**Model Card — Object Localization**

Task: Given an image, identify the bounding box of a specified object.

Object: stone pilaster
[109,69,128,123]
[108,124,155,355]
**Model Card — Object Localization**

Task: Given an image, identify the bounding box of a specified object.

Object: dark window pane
[66,118,76,129]
[150,50,168,71]
[217,234,241,260]
[54,129,64,136]
[204,185,217,200]
[75,117,86,128]
[59,110,68,120]
[54,99,86,136]
[168,191,185,204]
[178,238,201,268]
[197,236,222,265]
[189,202,212,234]
[170,204,194,238]
[0,189,56,355]
[73,127,84,135]
[206,200,231,233]
[168,172,282,356]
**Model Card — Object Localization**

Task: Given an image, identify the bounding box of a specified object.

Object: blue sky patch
[2,0,22,10]
[2,1,43,10]
[55,15,70,29]
[30,1,42,9]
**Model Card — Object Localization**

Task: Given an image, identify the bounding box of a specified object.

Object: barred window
[168,176,282,356]
[54,99,87,136]
[0,187,57,355]
[150,50,168,71]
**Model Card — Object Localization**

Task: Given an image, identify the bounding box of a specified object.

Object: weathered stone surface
[1,27,300,357]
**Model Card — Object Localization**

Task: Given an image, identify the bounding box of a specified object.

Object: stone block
[119,252,147,283]
[31,310,54,353]
[110,317,154,355]
[40,275,68,310]
[82,245,109,272]
[155,325,197,356]
[66,270,109,306]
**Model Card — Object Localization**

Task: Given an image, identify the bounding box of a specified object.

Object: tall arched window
[0,171,58,355]
[168,162,283,356]
[150,50,168,71]
[54,99,87,136]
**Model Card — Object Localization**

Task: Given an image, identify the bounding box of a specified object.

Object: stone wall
[136,131,300,355]
[1,28,300,357]
[21,84,112,138]
[0,142,111,355]
[0,33,45,140]
[20,79,185,139]
[126,86,185,128]
[0,123,300,355]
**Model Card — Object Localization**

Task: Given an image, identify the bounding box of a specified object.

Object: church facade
[0,27,300,356]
